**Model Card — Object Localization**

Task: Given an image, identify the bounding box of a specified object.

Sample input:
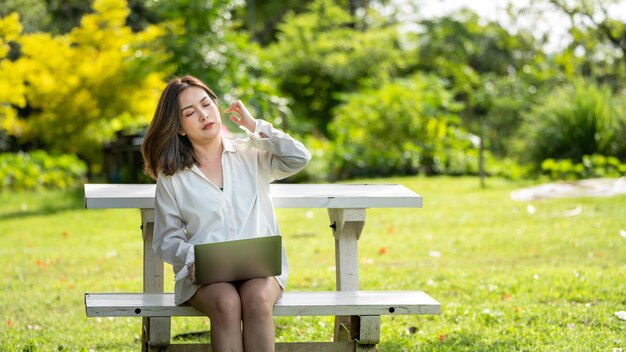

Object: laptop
[193,235,282,286]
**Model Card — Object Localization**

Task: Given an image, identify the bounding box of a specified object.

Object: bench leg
[141,210,171,350]
[352,316,380,344]
[143,317,171,348]
[328,208,365,342]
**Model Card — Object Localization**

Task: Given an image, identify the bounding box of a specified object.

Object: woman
[141,75,311,351]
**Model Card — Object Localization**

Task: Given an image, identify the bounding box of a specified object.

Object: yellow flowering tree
[0,13,26,139]
[0,0,167,171]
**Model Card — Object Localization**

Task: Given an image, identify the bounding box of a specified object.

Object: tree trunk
[479,134,486,188]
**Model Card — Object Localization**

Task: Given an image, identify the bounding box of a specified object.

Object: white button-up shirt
[153,119,311,305]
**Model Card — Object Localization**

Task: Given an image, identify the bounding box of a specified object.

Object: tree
[147,0,288,131]
[0,13,27,151]
[0,0,50,33]
[239,0,375,45]
[330,74,468,179]
[415,9,550,185]
[264,0,409,135]
[545,0,626,79]
[0,0,167,171]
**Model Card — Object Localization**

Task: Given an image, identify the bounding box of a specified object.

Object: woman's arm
[225,100,311,180]
[153,176,195,281]
[250,119,311,180]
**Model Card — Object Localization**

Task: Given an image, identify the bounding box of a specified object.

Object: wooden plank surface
[86,291,441,317]
[84,184,423,210]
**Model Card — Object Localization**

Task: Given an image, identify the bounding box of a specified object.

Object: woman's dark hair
[141,75,218,180]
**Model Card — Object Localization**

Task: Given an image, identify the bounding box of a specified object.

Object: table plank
[84,184,423,209]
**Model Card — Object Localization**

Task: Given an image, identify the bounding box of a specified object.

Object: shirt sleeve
[153,175,195,281]
[247,119,312,181]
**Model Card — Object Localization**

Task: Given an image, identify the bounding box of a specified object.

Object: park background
[0,0,625,350]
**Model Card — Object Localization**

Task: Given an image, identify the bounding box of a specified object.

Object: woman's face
[178,86,222,145]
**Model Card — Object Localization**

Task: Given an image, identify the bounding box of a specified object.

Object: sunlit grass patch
[0,176,624,351]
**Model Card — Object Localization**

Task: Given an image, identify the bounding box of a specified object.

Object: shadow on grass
[0,187,85,220]
[173,330,210,341]
[378,331,524,351]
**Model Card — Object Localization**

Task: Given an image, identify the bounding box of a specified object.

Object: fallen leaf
[438,334,446,342]
[502,293,511,301]
[406,326,417,334]
[378,247,387,255]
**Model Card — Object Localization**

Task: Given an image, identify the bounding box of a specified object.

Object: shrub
[541,154,626,180]
[0,150,87,191]
[520,78,624,166]
[328,74,472,179]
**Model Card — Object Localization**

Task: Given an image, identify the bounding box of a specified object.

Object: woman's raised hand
[225,100,256,133]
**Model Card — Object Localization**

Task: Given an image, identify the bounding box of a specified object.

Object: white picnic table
[84,183,423,350]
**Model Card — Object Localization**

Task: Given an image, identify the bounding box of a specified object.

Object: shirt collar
[222,138,237,152]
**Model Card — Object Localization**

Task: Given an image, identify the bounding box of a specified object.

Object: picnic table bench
[83,183,440,351]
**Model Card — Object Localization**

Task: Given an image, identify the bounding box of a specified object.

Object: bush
[328,74,472,179]
[0,150,87,191]
[278,135,334,183]
[520,78,625,166]
[541,154,626,180]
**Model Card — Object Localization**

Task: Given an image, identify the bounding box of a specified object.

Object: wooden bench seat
[86,290,440,351]
[85,290,441,318]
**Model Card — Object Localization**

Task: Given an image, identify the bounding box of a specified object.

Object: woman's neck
[193,136,223,165]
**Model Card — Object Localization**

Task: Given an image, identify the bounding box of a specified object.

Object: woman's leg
[238,277,282,352]
[187,282,243,352]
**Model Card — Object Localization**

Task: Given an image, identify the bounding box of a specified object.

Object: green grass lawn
[1,176,625,351]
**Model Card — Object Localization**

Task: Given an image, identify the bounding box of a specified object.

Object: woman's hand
[225,100,256,132]
[188,262,196,284]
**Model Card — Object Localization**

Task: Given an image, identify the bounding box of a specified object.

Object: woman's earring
[179,130,186,136]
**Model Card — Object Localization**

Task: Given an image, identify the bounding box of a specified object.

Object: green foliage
[541,154,626,180]
[283,135,334,183]
[415,9,553,159]
[234,0,315,45]
[0,0,50,33]
[264,0,409,135]
[485,156,534,180]
[329,74,471,179]
[545,0,626,89]
[520,78,625,166]
[148,0,288,131]
[0,150,87,191]
[417,9,540,78]
[0,0,167,171]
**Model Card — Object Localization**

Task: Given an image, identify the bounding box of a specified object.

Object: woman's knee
[191,284,242,321]
[240,280,278,317]
[210,290,242,321]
